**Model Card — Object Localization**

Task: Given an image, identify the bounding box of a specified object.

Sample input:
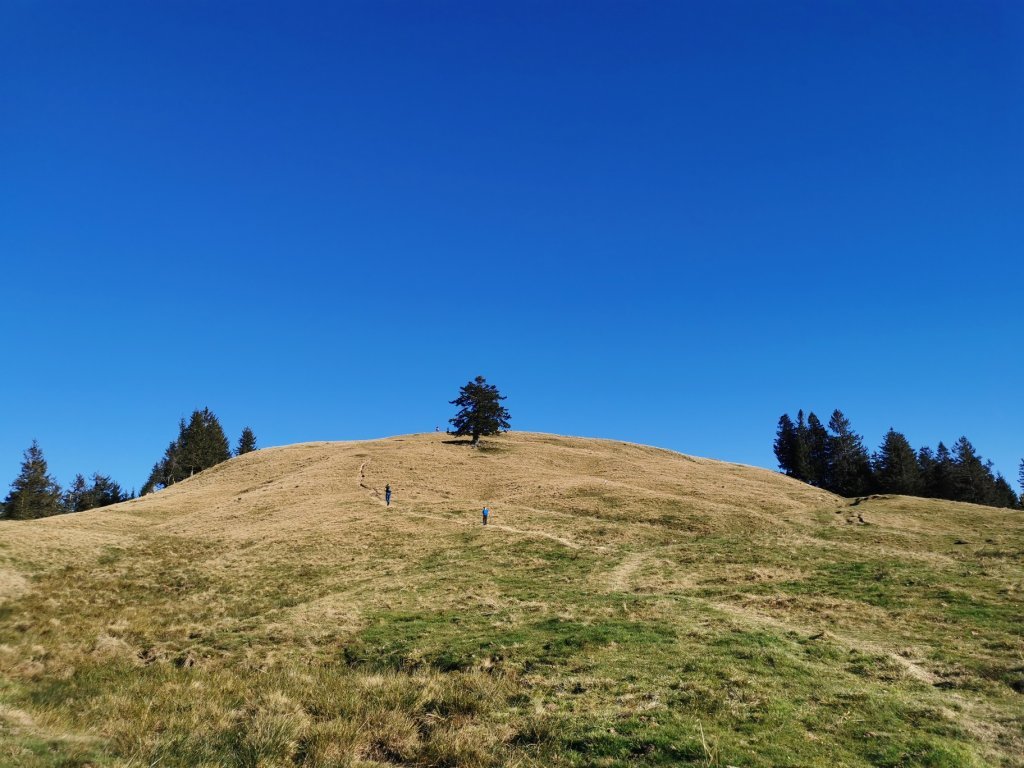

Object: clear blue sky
[2,1,1021,493]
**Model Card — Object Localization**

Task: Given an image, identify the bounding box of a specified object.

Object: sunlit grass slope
[0,432,1021,767]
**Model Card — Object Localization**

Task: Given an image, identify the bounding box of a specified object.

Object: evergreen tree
[992,475,1019,510]
[1019,458,1024,498]
[175,409,231,477]
[64,474,89,513]
[773,414,799,476]
[85,474,124,509]
[827,410,873,496]
[873,428,921,495]
[805,412,831,488]
[142,408,231,492]
[63,473,124,512]
[930,442,955,500]
[141,439,178,495]
[916,446,937,496]
[792,410,812,481]
[448,376,511,446]
[236,427,257,455]
[2,441,63,520]
[951,436,991,504]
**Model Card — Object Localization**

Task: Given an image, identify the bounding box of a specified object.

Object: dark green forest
[774,409,1020,508]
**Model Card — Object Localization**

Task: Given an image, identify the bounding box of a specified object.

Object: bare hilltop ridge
[1,432,1021,767]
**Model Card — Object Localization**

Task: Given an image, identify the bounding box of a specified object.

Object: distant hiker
[385,484,392,506]
[482,506,490,526]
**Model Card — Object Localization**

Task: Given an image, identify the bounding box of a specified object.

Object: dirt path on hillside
[704,597,939,684]
[605,552,645,592]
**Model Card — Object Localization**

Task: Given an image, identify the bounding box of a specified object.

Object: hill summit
[1,432,1021,766]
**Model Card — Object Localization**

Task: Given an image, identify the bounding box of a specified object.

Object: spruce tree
[448,376,511,446]
[236,427,257,455]
[951,436,990,504]
[805,412,831,488]
[992,475,1019,510]
[873,429,921,495]
[916,446,937,497]
[141,408,231,492]
[2,441,63,520]
[1019,459,1024,498]
[175,409,230,477]
[141,439,178,495]
[792,410,811,481]
[197,408,231,467]
[63,473,124,513]
[85,474,124,509]
[827,410,873,496]
[931,442,955,500]
[773,414,798,476]
[64,474,89,513]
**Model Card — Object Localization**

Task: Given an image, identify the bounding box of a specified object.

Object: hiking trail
[357,459,580,550]
[605,552,646,592]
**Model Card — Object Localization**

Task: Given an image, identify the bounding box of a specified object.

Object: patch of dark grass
[5,736,113,768]
[96,547,125,566]
[779,560,933,609]
[563,719,707,767]
[342,609,676,673]
[846,650,907,682]
[862,735,977,768]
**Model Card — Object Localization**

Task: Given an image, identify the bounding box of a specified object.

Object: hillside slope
[1,432,1021,767]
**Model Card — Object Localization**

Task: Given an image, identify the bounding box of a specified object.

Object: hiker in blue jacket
[385,484,392,506]
[482,506,489,526]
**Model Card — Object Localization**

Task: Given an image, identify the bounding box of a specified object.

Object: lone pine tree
[236,427,257,456]
[2,441,63,520]
[448,376,511,446]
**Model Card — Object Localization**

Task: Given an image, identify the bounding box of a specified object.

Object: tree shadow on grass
[441,438,506,453]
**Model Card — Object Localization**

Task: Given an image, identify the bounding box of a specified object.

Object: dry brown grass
[0,432,1021,767]
[2,431,839,585]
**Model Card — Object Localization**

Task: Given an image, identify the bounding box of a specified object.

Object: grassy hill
[0,432,1021,767]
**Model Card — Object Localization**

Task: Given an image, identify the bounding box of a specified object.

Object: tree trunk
[471,433,480,446]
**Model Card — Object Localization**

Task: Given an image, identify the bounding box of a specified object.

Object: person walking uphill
[385,484,392,506]
[482,506,489,526]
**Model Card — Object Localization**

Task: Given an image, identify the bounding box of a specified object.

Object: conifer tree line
[0,441,131,520]
[1,409,256,520]
[774,410,1021,509]
[141,409,255,494]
